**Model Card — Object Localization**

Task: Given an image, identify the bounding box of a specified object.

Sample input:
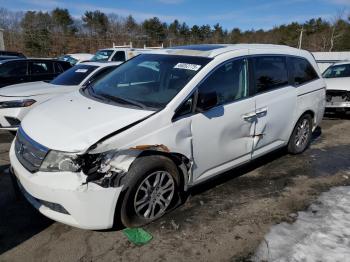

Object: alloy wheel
[134,171,175,219]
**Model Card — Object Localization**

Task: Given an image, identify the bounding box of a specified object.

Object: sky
[0,0,350,30]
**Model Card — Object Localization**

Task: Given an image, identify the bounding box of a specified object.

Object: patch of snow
[253,186,350,262]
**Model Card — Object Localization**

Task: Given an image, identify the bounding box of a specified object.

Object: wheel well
[137,150,190,192]
[303,110,314,119]
[301,110,315,127]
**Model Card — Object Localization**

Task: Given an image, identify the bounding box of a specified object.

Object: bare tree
[329,9,346,52]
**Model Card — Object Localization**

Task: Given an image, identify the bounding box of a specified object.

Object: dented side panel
[88,50,254,187]
[89,114,194,184]
[190,95,256,183]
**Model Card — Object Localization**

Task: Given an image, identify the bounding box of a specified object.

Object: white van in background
[91,43,163,63]
[10,44,325,230]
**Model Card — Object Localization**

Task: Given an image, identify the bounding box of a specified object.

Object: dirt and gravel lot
[0,114,349,262]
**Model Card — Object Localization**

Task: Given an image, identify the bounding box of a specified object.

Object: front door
[190,57,256,183]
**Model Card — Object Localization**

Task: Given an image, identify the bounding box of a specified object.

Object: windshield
[51,64,97,86]
[91,50,114,62]
[58,55,78,65]
[88,54,211,110]
[323,64,350,78]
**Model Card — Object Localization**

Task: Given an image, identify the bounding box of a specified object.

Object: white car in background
[0,62,120,131]
[10,44,325,230]
[58,53,94,65]
[323,61,350,113]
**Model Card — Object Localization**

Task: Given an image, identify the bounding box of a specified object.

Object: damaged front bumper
[10,143,123,230]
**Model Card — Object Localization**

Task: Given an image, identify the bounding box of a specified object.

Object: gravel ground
[0,114,349,262]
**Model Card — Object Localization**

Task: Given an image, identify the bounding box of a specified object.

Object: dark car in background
[0,51,26,58]
[0,51,26,62]
[0,59,71,88]
[0,56,19,61]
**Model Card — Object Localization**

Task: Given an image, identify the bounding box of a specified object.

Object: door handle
[256,107,268,117]
[242,112,256,121]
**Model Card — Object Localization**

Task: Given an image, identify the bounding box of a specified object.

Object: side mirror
[196,91,218,112]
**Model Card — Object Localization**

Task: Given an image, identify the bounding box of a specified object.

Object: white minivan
[10,44,325,230]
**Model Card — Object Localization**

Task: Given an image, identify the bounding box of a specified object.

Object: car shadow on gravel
[0,164,53,255]
[148,127,341,231]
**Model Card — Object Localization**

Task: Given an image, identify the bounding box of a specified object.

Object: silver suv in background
[323,61,350,113]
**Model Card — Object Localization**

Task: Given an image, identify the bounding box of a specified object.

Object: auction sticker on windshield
[75,69,89,73]
[174,63,202,71]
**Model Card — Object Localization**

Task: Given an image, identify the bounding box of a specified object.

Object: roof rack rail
[144,43,164,49]
[112,42,133,48]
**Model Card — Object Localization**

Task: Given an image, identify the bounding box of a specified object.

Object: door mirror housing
[196,91,218,112]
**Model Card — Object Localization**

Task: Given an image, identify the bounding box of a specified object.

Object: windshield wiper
[99,93,147,109]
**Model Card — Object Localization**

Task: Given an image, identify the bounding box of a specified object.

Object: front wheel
[287,114,313,154]
[119,155,180,228]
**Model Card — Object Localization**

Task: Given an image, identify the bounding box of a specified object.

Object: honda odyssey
[10,44,325,229]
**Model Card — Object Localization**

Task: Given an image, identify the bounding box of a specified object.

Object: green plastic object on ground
[123,228,153,245]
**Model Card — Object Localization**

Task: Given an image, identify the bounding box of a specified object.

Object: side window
[197,58,249,107]
[54,62,64,74]
[112,51,126,62]
[253,56,288,93]
[0,61,27,77]
[30,61,53,75]
[289,57,319,86]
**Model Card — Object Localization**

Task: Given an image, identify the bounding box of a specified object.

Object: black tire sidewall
[120,155,180,228]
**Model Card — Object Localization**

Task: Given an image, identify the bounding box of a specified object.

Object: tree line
[0,7,349,57]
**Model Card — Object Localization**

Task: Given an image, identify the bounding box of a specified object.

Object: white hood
[0,81,61,97]
[324,78,350,92]
[21,91,154,152]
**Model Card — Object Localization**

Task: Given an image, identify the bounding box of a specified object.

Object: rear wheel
[287,114,312,154]
[120,155,180,228]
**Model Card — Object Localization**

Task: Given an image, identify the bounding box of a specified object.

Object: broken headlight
[0,99,36,108]
[40,150,81,172]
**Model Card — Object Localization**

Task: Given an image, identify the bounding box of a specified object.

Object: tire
[287,114,313,154]
[119,155,180,228]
